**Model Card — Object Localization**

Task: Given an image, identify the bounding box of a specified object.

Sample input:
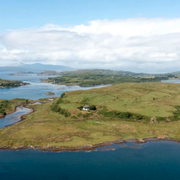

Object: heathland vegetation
[44,69,176,87]
[2,82,180,148]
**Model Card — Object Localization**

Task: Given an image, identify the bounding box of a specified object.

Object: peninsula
[44,69,176,87]
[0,79,29,89]
[1,82,180,150]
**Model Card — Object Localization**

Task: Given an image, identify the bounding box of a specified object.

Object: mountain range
[0,63,74,73]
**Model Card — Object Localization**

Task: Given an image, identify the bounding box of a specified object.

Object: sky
[0,0,180,73]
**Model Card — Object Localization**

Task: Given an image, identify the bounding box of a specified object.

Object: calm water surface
[0,141,180,180]
[0,107,32,129]
[162,79,180,83]
[0,73,107,100]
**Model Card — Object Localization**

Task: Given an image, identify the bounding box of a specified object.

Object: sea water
[0,73,107,100]
[0,141,180,180]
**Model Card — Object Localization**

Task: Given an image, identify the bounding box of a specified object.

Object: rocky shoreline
[0,137,177,152]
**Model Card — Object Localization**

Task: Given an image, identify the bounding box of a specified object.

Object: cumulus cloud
[0,18,180,72]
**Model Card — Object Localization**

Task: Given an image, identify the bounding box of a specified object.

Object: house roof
[83,105,89,108]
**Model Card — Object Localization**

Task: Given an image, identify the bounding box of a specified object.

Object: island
[8,71,36,76]
[38,71,60,76]
[45,92,55,95]
[1,82,180,150]
[0,79,30,88]
[43,69,176,87]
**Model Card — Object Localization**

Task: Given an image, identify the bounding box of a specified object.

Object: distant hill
[59,69,147,76]
[44,69,177,87]
[0,63,74,73]
[37,70,60,76]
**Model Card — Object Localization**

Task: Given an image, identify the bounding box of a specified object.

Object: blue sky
[0,0,180,72]
[1,0,180,31]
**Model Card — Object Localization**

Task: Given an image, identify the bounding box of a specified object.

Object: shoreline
[19,106,34,121]
[0,106,178,152]
[43,79,111,87]
[0,105,34,128]
[0,82,30,89]
[0,137,178,152]
[0,105,32,120]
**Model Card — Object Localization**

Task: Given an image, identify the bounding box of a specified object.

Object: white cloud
[0,18,180,72]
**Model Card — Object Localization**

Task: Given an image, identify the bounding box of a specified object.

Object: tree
[90,105,96,110]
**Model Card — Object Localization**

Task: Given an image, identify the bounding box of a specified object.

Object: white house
[83,105,89,111]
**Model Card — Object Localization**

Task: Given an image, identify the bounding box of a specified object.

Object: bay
[0,73,107,100]
[0,106,32,129]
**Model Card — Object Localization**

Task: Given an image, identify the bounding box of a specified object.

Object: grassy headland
[0,79,29,88]
[44,69,175,87]
[1,82,180,149]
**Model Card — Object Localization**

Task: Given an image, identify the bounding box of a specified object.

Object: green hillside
[45,69,175,87]
[1,82,180,149]
[52,82,180,120]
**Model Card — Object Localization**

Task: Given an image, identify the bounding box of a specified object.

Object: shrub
[26,100,29,104]
[90,105,96,110]
[156,117,166,121]
[83,113,91,118]
[57,98,64,104]
[77,112,82,117]
[99,107,147,121]
[71,116,78,119]
[64,110,71,117]
[60,108,70,117]
[77,106,83,110]
[51,104,61,112]
[60,93,66,98]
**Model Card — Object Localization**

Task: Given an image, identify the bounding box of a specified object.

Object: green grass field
[1,82,180,148]
[57,82,180,119]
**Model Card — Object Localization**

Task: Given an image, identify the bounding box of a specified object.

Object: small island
[38,71,60,76]
[8,71,36,76]
[45,92,55,95]
[0,79,30,89]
